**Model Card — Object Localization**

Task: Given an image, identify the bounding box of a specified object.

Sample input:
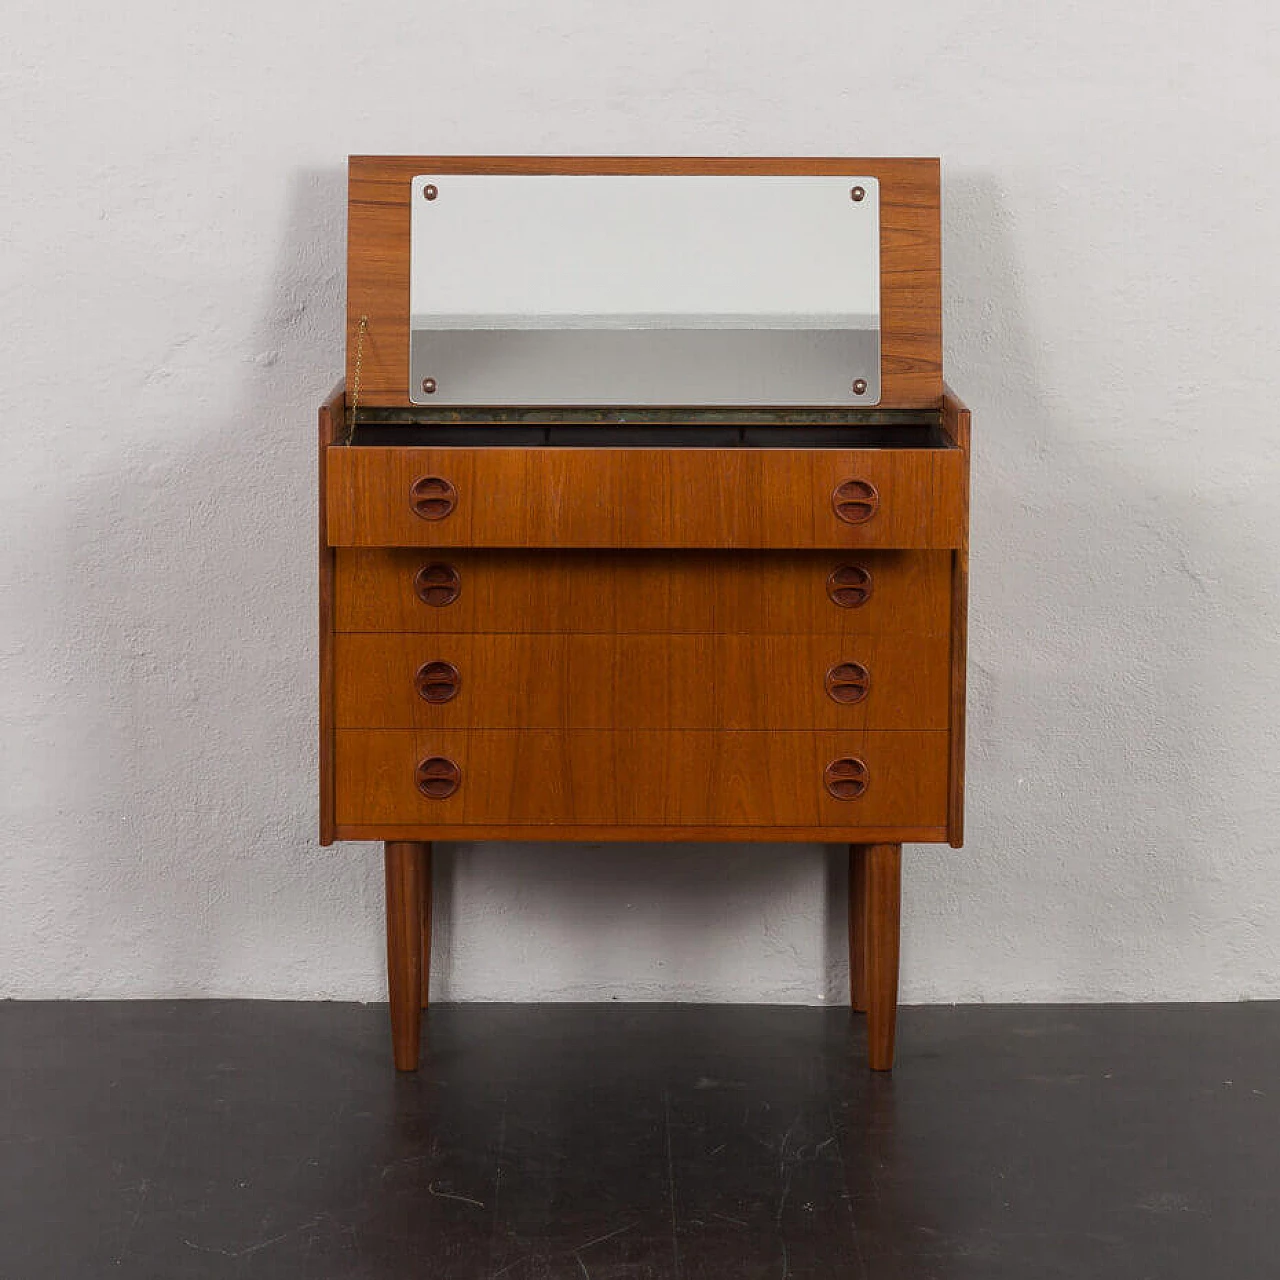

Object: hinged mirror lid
[346,158,941,411]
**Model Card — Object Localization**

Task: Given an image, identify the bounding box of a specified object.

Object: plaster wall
[3,0,1278,1002]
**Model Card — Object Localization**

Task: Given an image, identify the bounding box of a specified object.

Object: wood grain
[325,446,966,549]
[347,156,941,409]
[852,843,901,1070]
[943,386,971,848]
[384,841,426,1070]
[317,381,345,847]
[334,632,950,731]
[334,549,951,637]
[335,729,949,830]
[339,822,946,844]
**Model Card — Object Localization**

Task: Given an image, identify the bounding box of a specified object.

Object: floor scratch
[113,1176,151,1268]
[112,1113,174,1268]
[664,1091,681,1280]
[488,1092,508,1279]
[826,1102,869,1279]
[429,1182,486,1209]
[183,1217,324,1260]
[779,1111,802,1165]
[775,1111,803,1226]
[575,1222,634,1252]
[490,1257,527,1278]
[775,1169,794,1226]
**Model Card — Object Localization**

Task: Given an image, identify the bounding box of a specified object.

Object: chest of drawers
[319,157,970,1071]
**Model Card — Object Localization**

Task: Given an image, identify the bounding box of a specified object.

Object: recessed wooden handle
[831,479,880,525]
[824,757,869,801]
[415,756,461,799]
[414,661,460,704]
[825,662,871,705]
[826,565,873,608]
[409,476,457,521]
[413,563,461,607]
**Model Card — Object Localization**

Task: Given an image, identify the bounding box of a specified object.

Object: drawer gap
[346,422,950,449]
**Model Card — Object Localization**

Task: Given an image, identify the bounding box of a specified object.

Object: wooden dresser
[319,156,969,1071]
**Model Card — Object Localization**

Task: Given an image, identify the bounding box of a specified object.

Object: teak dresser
[319,156,970,1071]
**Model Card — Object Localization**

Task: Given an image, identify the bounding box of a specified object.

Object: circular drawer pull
[826,564,873,608]
[409,475,457,521]
[413,562,461,607]
[415,756,461,800]
[831,479,880,525]
[824,757,869,801]
[825,662,871,705]
[414,661,460,704]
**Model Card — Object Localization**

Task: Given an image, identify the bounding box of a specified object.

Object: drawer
[325,446,965,549]
[334,729,949,829]
[334,633,950,731]
[334,549,951,635]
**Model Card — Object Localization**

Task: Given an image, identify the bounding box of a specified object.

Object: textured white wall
[3,1,1279,1004]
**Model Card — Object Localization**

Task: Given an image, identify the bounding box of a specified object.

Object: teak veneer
[333,548,953,636]
[334,729,950,829]
[325,445,965,549]
[333,632,952,731]
[320,157,971,1072]
[346,156,942,410]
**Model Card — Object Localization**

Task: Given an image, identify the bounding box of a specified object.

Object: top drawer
[325,446,965,550]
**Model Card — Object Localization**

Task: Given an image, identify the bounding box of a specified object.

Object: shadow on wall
[897,168,1258,1001]
[55,166,379,996]
[430,840,836,1002]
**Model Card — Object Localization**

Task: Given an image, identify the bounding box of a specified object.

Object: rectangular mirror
[409,174,880,406]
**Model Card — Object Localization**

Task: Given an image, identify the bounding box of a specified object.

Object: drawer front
[334,729,949,829]
[335,549,951,636]
[335,633,950,731]
[325,447,965,549]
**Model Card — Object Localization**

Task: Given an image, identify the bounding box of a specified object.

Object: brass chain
[345,314,369,444]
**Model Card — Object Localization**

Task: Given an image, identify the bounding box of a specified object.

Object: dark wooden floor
[2,1002,1278,1278]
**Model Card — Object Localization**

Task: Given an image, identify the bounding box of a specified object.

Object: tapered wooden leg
[385,841,426,1071]
[850,843,901,1071]
[420,843,433,1010]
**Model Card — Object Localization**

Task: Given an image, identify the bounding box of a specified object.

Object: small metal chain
[345,314,369,444]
